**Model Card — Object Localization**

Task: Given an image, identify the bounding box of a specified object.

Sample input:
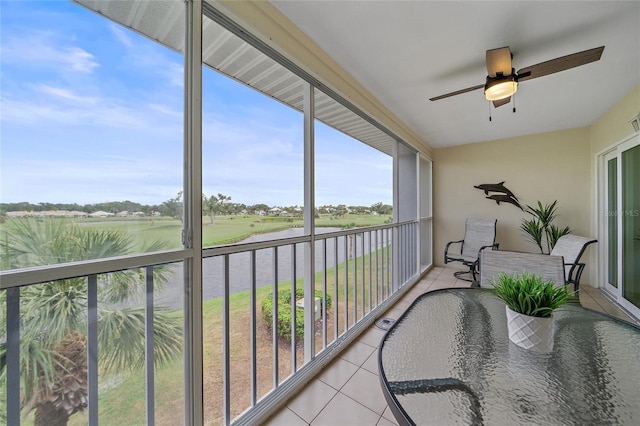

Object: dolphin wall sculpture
[486,194,523,210]
[475,181,522,210]
[474,181,518,201]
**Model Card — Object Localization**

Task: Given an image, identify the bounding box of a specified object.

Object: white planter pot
[505,306,555,353]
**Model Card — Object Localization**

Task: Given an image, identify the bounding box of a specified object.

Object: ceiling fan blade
[430,84,484,101]
[492,97,511,108]
[517,46,604,82]
[486,46,512,77]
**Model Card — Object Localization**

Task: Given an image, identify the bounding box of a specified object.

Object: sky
[0,1,392,208]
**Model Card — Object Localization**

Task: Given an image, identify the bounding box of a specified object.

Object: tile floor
[264,266,638,426]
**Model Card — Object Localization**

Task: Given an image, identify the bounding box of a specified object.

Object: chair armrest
[444,240,463,256]
[476,243,499,261]
[565,262,585,284]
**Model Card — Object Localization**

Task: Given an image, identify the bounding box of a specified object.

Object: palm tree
[0,219,183,426]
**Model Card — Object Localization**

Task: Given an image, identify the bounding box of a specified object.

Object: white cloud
[108,23,134,49]
[33,84,98,104]
[2,30,98,74]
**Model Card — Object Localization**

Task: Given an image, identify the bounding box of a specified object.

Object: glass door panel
[606,156,618,289]
[622,143,640,309]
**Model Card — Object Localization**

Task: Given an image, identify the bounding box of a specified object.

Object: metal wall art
[474,181,522,210]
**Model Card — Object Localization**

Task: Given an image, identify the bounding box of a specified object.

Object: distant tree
[334,204,348,218]
[248,204,269,215]
[203,194,217,224]
[158,192,183,220]
[216,193,231,215]
[370,202,392,215]
[348,205,368,215]
[202,193,232,223]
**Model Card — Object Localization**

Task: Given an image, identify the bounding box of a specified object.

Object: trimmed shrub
[261,288,332,341]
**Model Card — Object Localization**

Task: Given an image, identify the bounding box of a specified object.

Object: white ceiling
[271,1,640,148]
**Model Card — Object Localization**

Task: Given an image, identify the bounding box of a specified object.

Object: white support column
[183,1,203,425]
[392,141,400,291]
[303,82,315,361]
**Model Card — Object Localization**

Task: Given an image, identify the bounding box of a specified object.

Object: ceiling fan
[430,46,605,108]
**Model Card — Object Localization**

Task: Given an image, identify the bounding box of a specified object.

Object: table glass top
[379,289,640,425]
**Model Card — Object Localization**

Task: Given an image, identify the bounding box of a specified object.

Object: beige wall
[433,127,592,280]
[590,84,640,154]
[433,84,640,287]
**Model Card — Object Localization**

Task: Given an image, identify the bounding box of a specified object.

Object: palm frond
[520,219,544,253]
[98,307,182,373]
[547,225,572,251]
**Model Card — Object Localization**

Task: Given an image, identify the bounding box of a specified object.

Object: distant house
[117,211,129,217]
[6,211,31,218]
[89,211,113,218]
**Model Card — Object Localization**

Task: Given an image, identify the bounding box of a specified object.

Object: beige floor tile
[603,305,635,322]
[428,282,456,291]
[581,299,601,311]
[376,415,398,426]
[392,299,412,312]
[310,392,380,426]
[436,272,458,282]
[286,379,337,423]
[381,406,399,424]
[358,326,386,348]
[361,350,379,375]
[340,368,388,415]
[316,357,359,391]
[382,306,407,319]
[264,407,309,426]
[339,340,376,366]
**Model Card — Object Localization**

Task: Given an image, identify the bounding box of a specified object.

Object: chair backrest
[550,235,597,264]
[551,234,598,282]
[461,218,497,258]
[480,250,566,288]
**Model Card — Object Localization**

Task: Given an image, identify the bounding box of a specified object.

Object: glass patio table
[378,288,640,425]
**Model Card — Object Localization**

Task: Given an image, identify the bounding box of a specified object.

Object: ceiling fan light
[484,77,518,101]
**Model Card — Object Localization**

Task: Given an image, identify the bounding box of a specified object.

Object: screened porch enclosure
[0,1,433,425]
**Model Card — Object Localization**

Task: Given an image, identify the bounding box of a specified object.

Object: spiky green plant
[521,200,571,254]
[491,272,571,318]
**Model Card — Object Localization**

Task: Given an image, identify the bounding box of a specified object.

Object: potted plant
[520,200,571,254]
[492,272,571,353]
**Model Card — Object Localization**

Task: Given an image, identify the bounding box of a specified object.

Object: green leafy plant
[261,288,332,341]
[491,272,571,318]
[520,200,571,254]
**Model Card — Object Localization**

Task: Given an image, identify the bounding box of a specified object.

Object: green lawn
[0,213,390,252]
[7,213,392,424]
[63,246,391,425]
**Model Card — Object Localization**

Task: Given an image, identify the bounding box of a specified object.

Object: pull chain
[513,92,517,113]
[489,101,492,122]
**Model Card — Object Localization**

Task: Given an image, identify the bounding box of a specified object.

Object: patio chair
[479,250,566,289]
[444,218,498,281]
[550,234,597,292]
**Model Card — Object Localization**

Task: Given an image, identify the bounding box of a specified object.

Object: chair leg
[454,265,475,282]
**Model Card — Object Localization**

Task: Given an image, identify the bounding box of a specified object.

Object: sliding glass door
[601,134,640,318]
[604,151,618,294]
[621,139,640,313]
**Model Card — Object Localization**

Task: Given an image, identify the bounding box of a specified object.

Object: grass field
[0,213,390,251]
[6,213,392,425]
[61,247,391,426]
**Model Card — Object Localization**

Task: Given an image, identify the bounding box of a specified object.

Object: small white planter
[505,306,555,353]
